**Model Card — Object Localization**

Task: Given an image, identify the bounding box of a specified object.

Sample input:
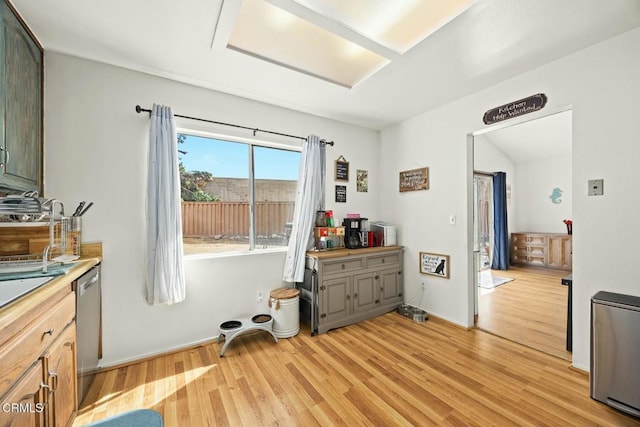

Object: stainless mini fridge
[591,291,640,418]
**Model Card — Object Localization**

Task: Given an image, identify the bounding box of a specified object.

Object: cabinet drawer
[367,252,400,268]
[0,292,75,398]
[323,258,364,275]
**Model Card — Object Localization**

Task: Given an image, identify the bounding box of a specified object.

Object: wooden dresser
[511,232,572,270]
[298,246,404,335]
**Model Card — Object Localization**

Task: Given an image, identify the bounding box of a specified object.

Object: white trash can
[269,288,300,338]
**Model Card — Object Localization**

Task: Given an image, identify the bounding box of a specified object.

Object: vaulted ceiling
[11,0,640,129]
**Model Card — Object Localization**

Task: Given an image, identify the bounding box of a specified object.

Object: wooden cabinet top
[307,245,403,260]
[512,232,571,237]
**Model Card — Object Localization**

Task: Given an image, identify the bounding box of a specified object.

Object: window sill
[183,246,288,261]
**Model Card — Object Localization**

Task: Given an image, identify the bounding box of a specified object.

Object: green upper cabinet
[0,0,43,194]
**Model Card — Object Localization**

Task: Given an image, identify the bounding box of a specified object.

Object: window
[178,132,301,255]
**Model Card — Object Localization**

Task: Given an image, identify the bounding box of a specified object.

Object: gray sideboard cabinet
[298,246,404,335]
[0,0,43,193]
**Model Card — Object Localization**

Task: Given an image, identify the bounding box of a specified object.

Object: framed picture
[335,185,347,203]
[399,167,429,192]
[419,252,450,278]
[356,169,368,192]
[335,156,349,181]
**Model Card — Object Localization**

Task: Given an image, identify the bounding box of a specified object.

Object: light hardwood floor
[74,313,640,426]
[476,265,571,361]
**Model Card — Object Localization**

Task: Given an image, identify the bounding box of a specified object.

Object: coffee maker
[342,218,368,249]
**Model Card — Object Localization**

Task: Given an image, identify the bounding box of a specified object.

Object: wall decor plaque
[483,93,547,125]
[420,252,450,279]
[335,156,349,181]
[335,185,347,203]
[399,167,429,192]
[356,169,368,192]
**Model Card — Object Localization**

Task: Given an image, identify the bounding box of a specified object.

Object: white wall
[381,27,640,371]
[43,53,380,367]
[515,156,572,233]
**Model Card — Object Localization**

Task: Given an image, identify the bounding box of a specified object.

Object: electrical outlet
[421,282,425,291]
[257,291,263,302]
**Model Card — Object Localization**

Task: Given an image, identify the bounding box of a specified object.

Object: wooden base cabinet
[0,362,45,427]
[511,232,572,270]
[44,324,77,427]
[301,247,404,335]
[547,235,572,270]
[0,285,77,427]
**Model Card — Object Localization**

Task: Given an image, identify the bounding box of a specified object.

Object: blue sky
[179,134,300,180]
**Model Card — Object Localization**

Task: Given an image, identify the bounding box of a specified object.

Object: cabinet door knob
[346,294,350,300]
[382,259,385,263]
[341,264,346,269]
[354,293,358,298]
[43,328,54,336]
[375,275,379,280]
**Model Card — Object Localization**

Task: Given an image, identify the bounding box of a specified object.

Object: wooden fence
[181,201,295,238]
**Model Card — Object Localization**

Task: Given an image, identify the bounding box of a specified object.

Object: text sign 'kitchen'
[483,93,547,125]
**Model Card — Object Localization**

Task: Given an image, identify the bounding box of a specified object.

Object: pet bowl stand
[218,314,278,357]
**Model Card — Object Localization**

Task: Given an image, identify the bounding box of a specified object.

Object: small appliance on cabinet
[370,221,397,247]
[342,217,368,249]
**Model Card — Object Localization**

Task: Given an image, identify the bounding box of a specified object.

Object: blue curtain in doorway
[491,172,509,270]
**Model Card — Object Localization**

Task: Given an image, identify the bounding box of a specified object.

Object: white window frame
[177,127,302,257]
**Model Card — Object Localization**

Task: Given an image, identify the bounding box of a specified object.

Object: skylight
[226,0,476,88]
[293,0,476,54]
[227,0,389,88]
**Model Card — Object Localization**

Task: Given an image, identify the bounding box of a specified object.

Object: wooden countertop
[306,245,403,260]
[0,255,102,342]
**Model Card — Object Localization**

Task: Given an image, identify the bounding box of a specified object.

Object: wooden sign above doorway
[483,93,547,125]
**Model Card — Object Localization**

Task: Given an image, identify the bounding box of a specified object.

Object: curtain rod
[135,105,334,146]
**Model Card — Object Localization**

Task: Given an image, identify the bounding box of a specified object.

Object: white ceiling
[480,110,572,165]
[11,0,640,130]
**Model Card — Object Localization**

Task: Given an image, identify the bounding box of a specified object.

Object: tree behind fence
[182,201,295,238]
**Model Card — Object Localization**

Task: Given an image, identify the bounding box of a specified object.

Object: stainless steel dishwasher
[74,264,102,405]
[591,291,640,418]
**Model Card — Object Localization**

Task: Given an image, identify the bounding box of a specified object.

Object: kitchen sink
[0,276,54,308]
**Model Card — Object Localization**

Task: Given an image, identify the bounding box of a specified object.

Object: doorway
[471,109,572,361]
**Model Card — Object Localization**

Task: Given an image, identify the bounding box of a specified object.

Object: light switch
[588,179,604,196]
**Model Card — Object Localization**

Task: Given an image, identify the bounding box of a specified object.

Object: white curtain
[283,135,325,282]
[146,104,186,305]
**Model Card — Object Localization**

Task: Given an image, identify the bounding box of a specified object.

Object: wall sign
[420,252,450,279]
[399,167,429,192]
[335,185,347,203]
[335,156,349,181]
[483,93,547,125]
[356,170,368,192]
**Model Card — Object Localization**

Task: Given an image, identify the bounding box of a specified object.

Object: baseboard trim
[428,313,473,330]
[569,364,589,377]
[97,336,219,372]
